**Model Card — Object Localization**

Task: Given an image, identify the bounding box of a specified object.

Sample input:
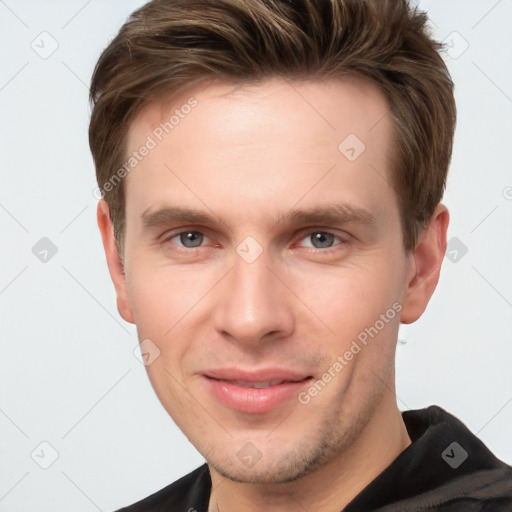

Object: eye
[298,231,343,249]
[167,230,208,248]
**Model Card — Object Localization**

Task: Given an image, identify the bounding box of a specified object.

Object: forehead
[124,76,396,225]
[128,76,392,152]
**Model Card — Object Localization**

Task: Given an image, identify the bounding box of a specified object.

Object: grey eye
[179,231,204,247]
[310,232,335,248]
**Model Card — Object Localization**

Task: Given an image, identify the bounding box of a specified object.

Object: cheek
[287,257,400,338]
[126,275,170,339]
[126,264,222,363]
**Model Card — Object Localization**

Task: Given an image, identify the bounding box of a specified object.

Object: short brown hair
[89,0,456,255]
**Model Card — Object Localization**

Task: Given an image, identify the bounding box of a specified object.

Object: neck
[208,395,412,512]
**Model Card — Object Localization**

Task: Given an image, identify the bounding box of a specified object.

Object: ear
[400,204,449,324]
[96,200,135,324]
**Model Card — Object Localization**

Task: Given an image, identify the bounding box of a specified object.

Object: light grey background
[1,0,511,510]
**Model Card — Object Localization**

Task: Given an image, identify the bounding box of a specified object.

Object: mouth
[219,379,300,388]
[201,369,314,414]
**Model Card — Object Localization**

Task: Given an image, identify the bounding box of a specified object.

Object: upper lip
[202,368,312,383]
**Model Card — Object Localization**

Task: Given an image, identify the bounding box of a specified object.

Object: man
[89,0,512,510]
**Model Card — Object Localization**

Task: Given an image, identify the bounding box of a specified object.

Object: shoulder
[347,405,512,511]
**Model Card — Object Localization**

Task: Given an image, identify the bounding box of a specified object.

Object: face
[98,77,443,484]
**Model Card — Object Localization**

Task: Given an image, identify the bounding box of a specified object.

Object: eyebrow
[141,202,376,231]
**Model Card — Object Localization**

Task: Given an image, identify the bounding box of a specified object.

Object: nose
[212,251,295,347]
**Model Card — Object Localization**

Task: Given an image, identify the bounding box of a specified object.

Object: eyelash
[160,229,348,253]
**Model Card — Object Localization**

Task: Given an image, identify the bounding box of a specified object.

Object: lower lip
[203,376,312,414]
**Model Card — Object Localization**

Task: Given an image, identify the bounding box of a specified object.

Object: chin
[206,437,335,485]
